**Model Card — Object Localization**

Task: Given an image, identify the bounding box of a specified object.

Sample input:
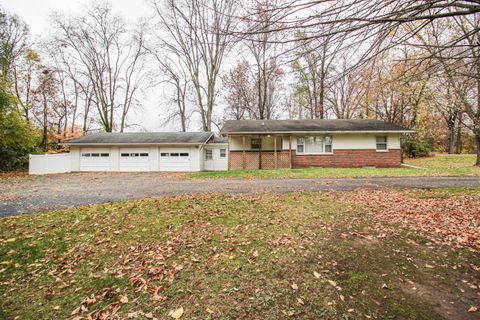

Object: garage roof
[63,132,214,145]
[221,119,413,134]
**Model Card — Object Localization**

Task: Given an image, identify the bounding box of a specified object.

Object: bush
[0,91,41,171]
[402,136,434,158]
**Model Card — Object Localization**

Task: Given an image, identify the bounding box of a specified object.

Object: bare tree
[236,1,480,61]
[243,0,284,120]
[11,49,42,121]
[152,0,236,131]
[51,2,148,132]
[147,41,192,132]
[0,11,28,82]
[222,60,256,120]
[327,57,363,119]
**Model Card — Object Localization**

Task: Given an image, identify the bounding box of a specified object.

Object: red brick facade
[228,149,402,169]
[291,149,401,168]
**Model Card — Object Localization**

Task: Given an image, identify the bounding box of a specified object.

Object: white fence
[29,153,71,175]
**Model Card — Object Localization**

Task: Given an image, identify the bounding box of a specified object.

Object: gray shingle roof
[221,119,412,134]
[63,132,213,145]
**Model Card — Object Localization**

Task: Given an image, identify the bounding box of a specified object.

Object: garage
[80,148,111,171]
[59,132,223,173]
[119,148,150,171]
[159,147,191,171]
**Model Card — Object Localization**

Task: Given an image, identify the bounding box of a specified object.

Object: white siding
[278,133,401,150]
[203,144,228,171]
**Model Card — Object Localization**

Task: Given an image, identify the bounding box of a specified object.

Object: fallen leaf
[206,308,214,314]
[313,271,321,279]
[468,306,478,312]
[291,283,298,290]
[119,295,129,304]
[297,298,304,305]
[327,280,337,287]
[53,305,60,310]
[381,283,389,289]
[169,307,184,319]
[71,306,81,315]
[425,264,435,269]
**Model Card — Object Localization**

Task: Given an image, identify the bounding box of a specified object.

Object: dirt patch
[399,279,479,320]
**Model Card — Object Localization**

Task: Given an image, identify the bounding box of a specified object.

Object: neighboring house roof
[211,136,228,144]
[62,132,214,145]
[221,119,413,134]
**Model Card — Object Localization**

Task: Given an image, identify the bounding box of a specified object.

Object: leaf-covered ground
[188,155,480,179]
[0,190,479,319]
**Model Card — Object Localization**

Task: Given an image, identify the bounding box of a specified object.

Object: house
[220,119,413,169]
[28,119,412,174]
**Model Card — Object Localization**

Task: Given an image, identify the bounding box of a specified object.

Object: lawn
[188,154,480,179]
[1,189,479,319]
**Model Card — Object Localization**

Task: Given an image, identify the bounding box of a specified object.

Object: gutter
[60,142,210,146]
[221,130,414,135]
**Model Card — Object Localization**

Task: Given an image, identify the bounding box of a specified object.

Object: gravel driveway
[1,172,479,216]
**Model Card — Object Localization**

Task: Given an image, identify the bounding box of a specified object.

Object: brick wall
[291,149,401,168]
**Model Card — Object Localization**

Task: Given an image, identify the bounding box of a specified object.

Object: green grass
[188,154,480,179]
[1,191,479,319]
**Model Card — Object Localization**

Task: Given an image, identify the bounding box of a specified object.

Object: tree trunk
[476,133,480,166]
[448,124,455,154]
[42,93,48,152]
[456,122,462,154]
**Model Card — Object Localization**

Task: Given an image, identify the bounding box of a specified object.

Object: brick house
[220,119,413,170]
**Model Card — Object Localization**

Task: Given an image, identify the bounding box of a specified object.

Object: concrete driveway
[1,172,479,216]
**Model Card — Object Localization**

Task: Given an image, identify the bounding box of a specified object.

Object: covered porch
[228,135,293,170]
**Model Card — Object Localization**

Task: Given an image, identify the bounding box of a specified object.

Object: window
[297,137,304,153]
[171,153,179,157]
[161,153,170,157]
[296,136,332,154]
[122,153,147,157]
[91,153,100,157]
[251,138,261,150]
[376,136,388,151]
[180,153,189,157]
[220,149,226,158]
[81,153,91,157]
[205,149,213,160]
[325,136,332,153]
[100,153,109,157]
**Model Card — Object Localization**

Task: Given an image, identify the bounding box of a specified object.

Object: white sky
[1,0,181,132]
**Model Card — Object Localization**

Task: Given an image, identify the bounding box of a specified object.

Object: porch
[228,135,293,170]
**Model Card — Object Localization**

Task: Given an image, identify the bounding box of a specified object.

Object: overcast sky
[1,0,182,132]
[2,0,151,34]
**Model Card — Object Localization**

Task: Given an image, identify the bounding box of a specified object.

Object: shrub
[402,136,433,158]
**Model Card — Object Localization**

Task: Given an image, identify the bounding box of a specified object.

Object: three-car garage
[62,132,227,173]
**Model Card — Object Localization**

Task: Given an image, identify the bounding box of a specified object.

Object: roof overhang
[61,132,214,146]
[61,142,208,146]
[223,130,414,135]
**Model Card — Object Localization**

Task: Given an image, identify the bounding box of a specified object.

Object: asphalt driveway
[1,172,479,216]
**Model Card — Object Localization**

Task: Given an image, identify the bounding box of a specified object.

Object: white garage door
[80,148,111,171]
[159,148,191,171]
[119,148,150,171]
